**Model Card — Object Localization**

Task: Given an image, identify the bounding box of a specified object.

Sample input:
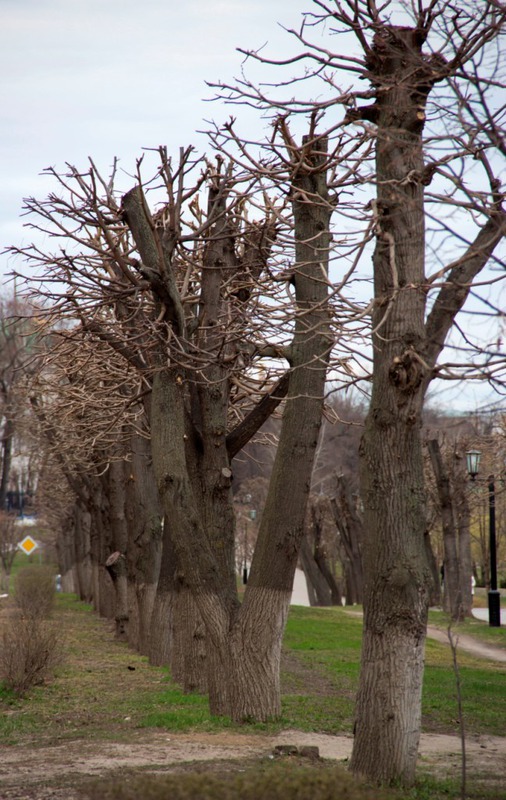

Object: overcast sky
[0,0,310,279]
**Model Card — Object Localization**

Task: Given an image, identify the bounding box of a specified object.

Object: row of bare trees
[5,0,506,788]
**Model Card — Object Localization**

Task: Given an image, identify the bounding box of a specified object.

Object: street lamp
[466,449,481,480]
[466,449,501,627]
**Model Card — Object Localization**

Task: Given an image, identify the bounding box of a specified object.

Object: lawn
[0,592,504,799]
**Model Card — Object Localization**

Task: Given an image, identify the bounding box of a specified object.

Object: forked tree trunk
[149,135,332,722]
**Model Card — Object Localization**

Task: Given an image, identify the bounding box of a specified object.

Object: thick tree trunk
[227,587,290,720]
[350,28,434,785]
[354,416,430,783]
[171,586,207,693]
[147,509,208,697]
[224,135,333,720]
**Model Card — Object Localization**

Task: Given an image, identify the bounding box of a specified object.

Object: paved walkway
[472,606,506,625]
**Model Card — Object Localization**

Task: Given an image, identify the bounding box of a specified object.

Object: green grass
[282,606,506,737]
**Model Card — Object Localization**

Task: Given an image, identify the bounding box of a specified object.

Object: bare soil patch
[1,729,505,799]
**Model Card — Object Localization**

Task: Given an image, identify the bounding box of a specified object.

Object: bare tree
[0,511,18,592]
[11,121,356,720]
[0,294,39,513]
[209,0,506,785]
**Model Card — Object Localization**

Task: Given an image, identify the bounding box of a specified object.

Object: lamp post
[466,450,501,627]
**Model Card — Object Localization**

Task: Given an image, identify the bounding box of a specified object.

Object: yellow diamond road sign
[18,535,39,555]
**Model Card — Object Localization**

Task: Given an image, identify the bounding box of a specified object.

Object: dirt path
[343,608,506,663]
[426,625,506,662]
[1,729,505,800]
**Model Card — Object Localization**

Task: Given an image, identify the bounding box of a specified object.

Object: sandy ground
[0,728,505,799]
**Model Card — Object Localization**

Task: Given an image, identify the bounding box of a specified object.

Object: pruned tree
[10,114,371,720]
[209,0,506,785]
[9,0,506,783]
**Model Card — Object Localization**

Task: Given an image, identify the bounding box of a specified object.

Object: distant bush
[83,761,392,800]
[0,614,62,696]
[0,565,62,696]
[14,564,56,619]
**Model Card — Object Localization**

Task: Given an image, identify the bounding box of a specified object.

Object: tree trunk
[330,483,363,604]
[350,27,434,785]
[223,134,333,720]
[299,533,332,606]
[73,500,93,602]
[56,510,77,594]
[311,502,342,605]
[454,472,473,617]
[86,472,115,619]
[427,439,463,622]
[0,416,14,512]
[124,432,162,654]
[147,134,332,721]
[107,458,129,639]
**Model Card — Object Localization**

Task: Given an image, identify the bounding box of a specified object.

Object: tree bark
[0,416,14,512]
[427,439,464,622]
[350,22,506,784]
[299,532,332,606]
[454,466,473,617]
[225,135,333,720]
[73,500,93,602]
[124,431,162,654]
[330,482,363,604]
[350,27,434,785]
[107,458,129,639]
